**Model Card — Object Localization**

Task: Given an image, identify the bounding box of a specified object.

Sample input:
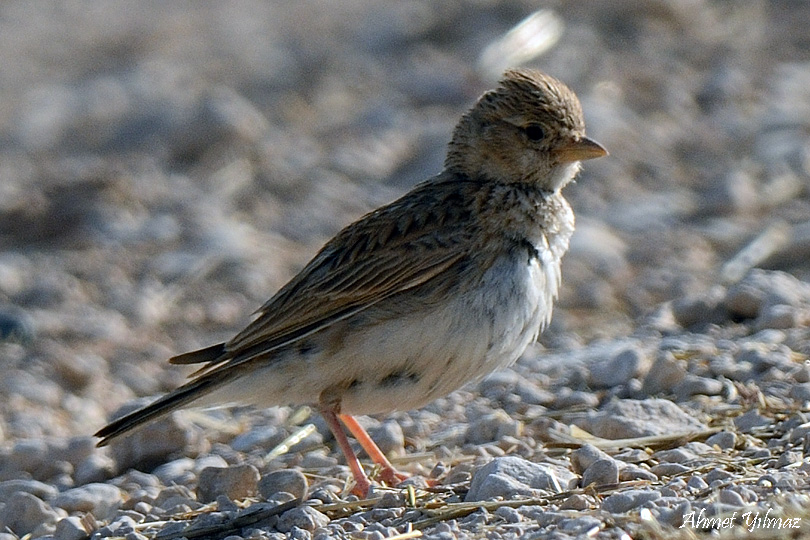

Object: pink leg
[339,414,408,486]
[320,409,372,497]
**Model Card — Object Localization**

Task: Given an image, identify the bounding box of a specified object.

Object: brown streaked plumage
[95,68,607,497]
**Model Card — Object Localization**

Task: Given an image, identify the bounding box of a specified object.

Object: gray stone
[478,370,519,399]
[687,475,709,491]
[570,444,611,474]
[54,516,89,540]
[613,449,650,463]
[588,347,647,389]
[513,380,555,405]
[705,468,735,483]
[0,479,59,501]
[756,304,802,330]
[152,456,199,485]
[6,439,49,477]
[103,399,201,471]
[672,286,726,328]
[197,464,260,503]
[560,515,603,535]
[584,399,707,439]
[601,489,661,513]
[366,421,405,456]
[553,389,600,409]
[465,456,576,501]
[642,354,687,396]
[619,465,658,482]
[0,491,61,537]
[673,375,724,399]
[706,431,737,449]
[718,489,745,507]
[493,506,521,523]
[559,494,590,510]
[74,453,116,484]
[652,448,697,463]
[733,409,772,432]
[465,410,520,444]
[651,463,691,477]
[728,270,810,315]
[776,450,802,468]
[581,458,619,487]
[790,383,810,402]
[231,425,284,452]
[277,506,330,533]
[52,483,123,521]
[259,470,308,500]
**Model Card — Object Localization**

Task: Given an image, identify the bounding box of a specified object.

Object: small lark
[96,68,607,496]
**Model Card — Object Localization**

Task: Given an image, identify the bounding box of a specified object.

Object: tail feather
[169,342,227,365]
[95,374,223,446]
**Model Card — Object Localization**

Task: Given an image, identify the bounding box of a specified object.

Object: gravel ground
[2,2,810,539]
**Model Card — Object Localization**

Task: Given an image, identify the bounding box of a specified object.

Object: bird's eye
[523,124,545,141]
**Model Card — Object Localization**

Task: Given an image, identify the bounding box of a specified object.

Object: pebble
[0,479,59,501]
[619,465,658,482]
[734,409,773,432]
[650,463,691,478]
[706,430,737,449]
[641,354,687,396]
[581,458,619,487]
[231,426,285,453]
[671,286,726,328]
[587,346,646,389]
[652,448,697,464]
[493,506,521,523]
[584,399,708,439]
[53,516,89,540]
[0,307,35,344]
[718,489,745,507]
[789,383,810,402]
[366,421,405,456]
[52,483,124,521]
[465,410,520,444]
[600,489,661,513]
[552,389,600,410]
[776,450,801,468]
[276,506,330,533]
[259,470,308,500]
[465,456,577,501]
[559,494,591,510]
[687,475,709,491]
[74,453,116,485]
[570,444,611,474]
[756,303,803,330]
[560,515,603,535]
[673,375,724,399]
[103,400,201,471]
[197,464,260,503]
[0,491,62,537]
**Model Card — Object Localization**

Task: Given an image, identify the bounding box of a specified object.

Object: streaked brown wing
[198,177,477,373]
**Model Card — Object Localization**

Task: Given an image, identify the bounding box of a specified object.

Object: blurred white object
[478,10,564,79]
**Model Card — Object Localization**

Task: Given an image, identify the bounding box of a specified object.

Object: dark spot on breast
[514,237,540,265]
[296,340,319,356]
[348,378,361,390]
[379,369,421,387]
[347,313,369,330]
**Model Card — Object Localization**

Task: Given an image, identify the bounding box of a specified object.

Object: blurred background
[0,0,809,440]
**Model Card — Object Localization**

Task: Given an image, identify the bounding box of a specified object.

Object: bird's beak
[554,136,608,163]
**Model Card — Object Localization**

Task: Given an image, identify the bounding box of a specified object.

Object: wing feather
[193,176,479,376]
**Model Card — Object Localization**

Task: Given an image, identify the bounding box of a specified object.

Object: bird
[95,68,607,497]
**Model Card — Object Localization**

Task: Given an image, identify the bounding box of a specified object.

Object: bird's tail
[95,344,231,446]
[169,342,226,364]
